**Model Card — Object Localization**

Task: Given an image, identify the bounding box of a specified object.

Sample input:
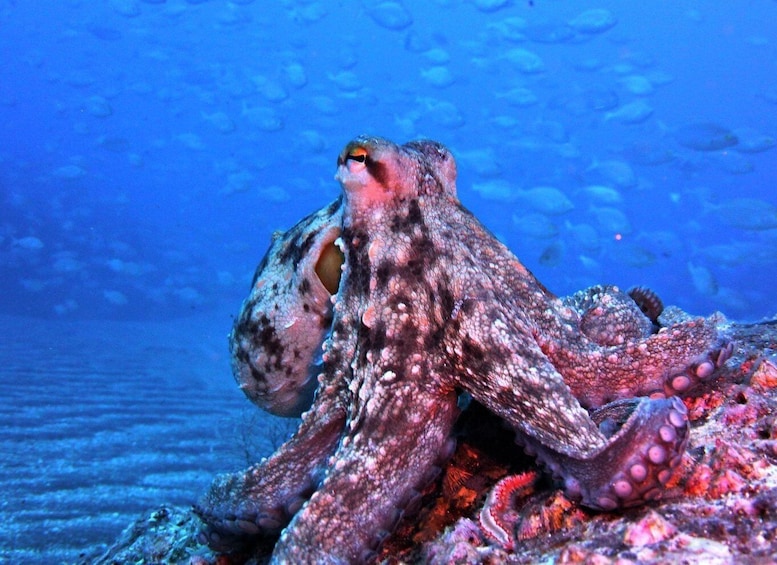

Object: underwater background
[1,1,775,562]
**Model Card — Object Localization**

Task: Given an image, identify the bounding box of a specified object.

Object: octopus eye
[347,147,367,162]
[315,240,344,295]
[344,146,369,172]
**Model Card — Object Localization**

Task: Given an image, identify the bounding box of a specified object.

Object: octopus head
[335,136,458,215]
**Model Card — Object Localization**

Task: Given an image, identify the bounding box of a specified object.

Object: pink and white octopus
[195,137,731,563]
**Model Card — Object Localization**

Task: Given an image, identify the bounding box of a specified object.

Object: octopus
[196,136,731,563]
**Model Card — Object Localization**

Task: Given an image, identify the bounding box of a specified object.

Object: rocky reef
[84,314,777,564]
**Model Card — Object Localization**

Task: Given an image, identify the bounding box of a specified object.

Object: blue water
[2,1,776,322]
[1,2,776,562]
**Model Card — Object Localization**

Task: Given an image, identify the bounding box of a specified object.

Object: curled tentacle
[522,397,689,511]
[628,285,664,324]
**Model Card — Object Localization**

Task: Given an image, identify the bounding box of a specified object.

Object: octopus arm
[272,381,459,563]
[195,383,346,550]
[544,313,731,409]
[448,297,691,511]
[447,296,607,459]
[520,396,691,511]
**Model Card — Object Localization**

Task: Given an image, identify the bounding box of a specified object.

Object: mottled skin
[197,137,730,562]
[230,200,343,416]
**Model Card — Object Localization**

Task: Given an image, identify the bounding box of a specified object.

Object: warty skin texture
[196,137,730,563]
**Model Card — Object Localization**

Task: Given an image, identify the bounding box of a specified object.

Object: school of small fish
[1,2,776,321]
